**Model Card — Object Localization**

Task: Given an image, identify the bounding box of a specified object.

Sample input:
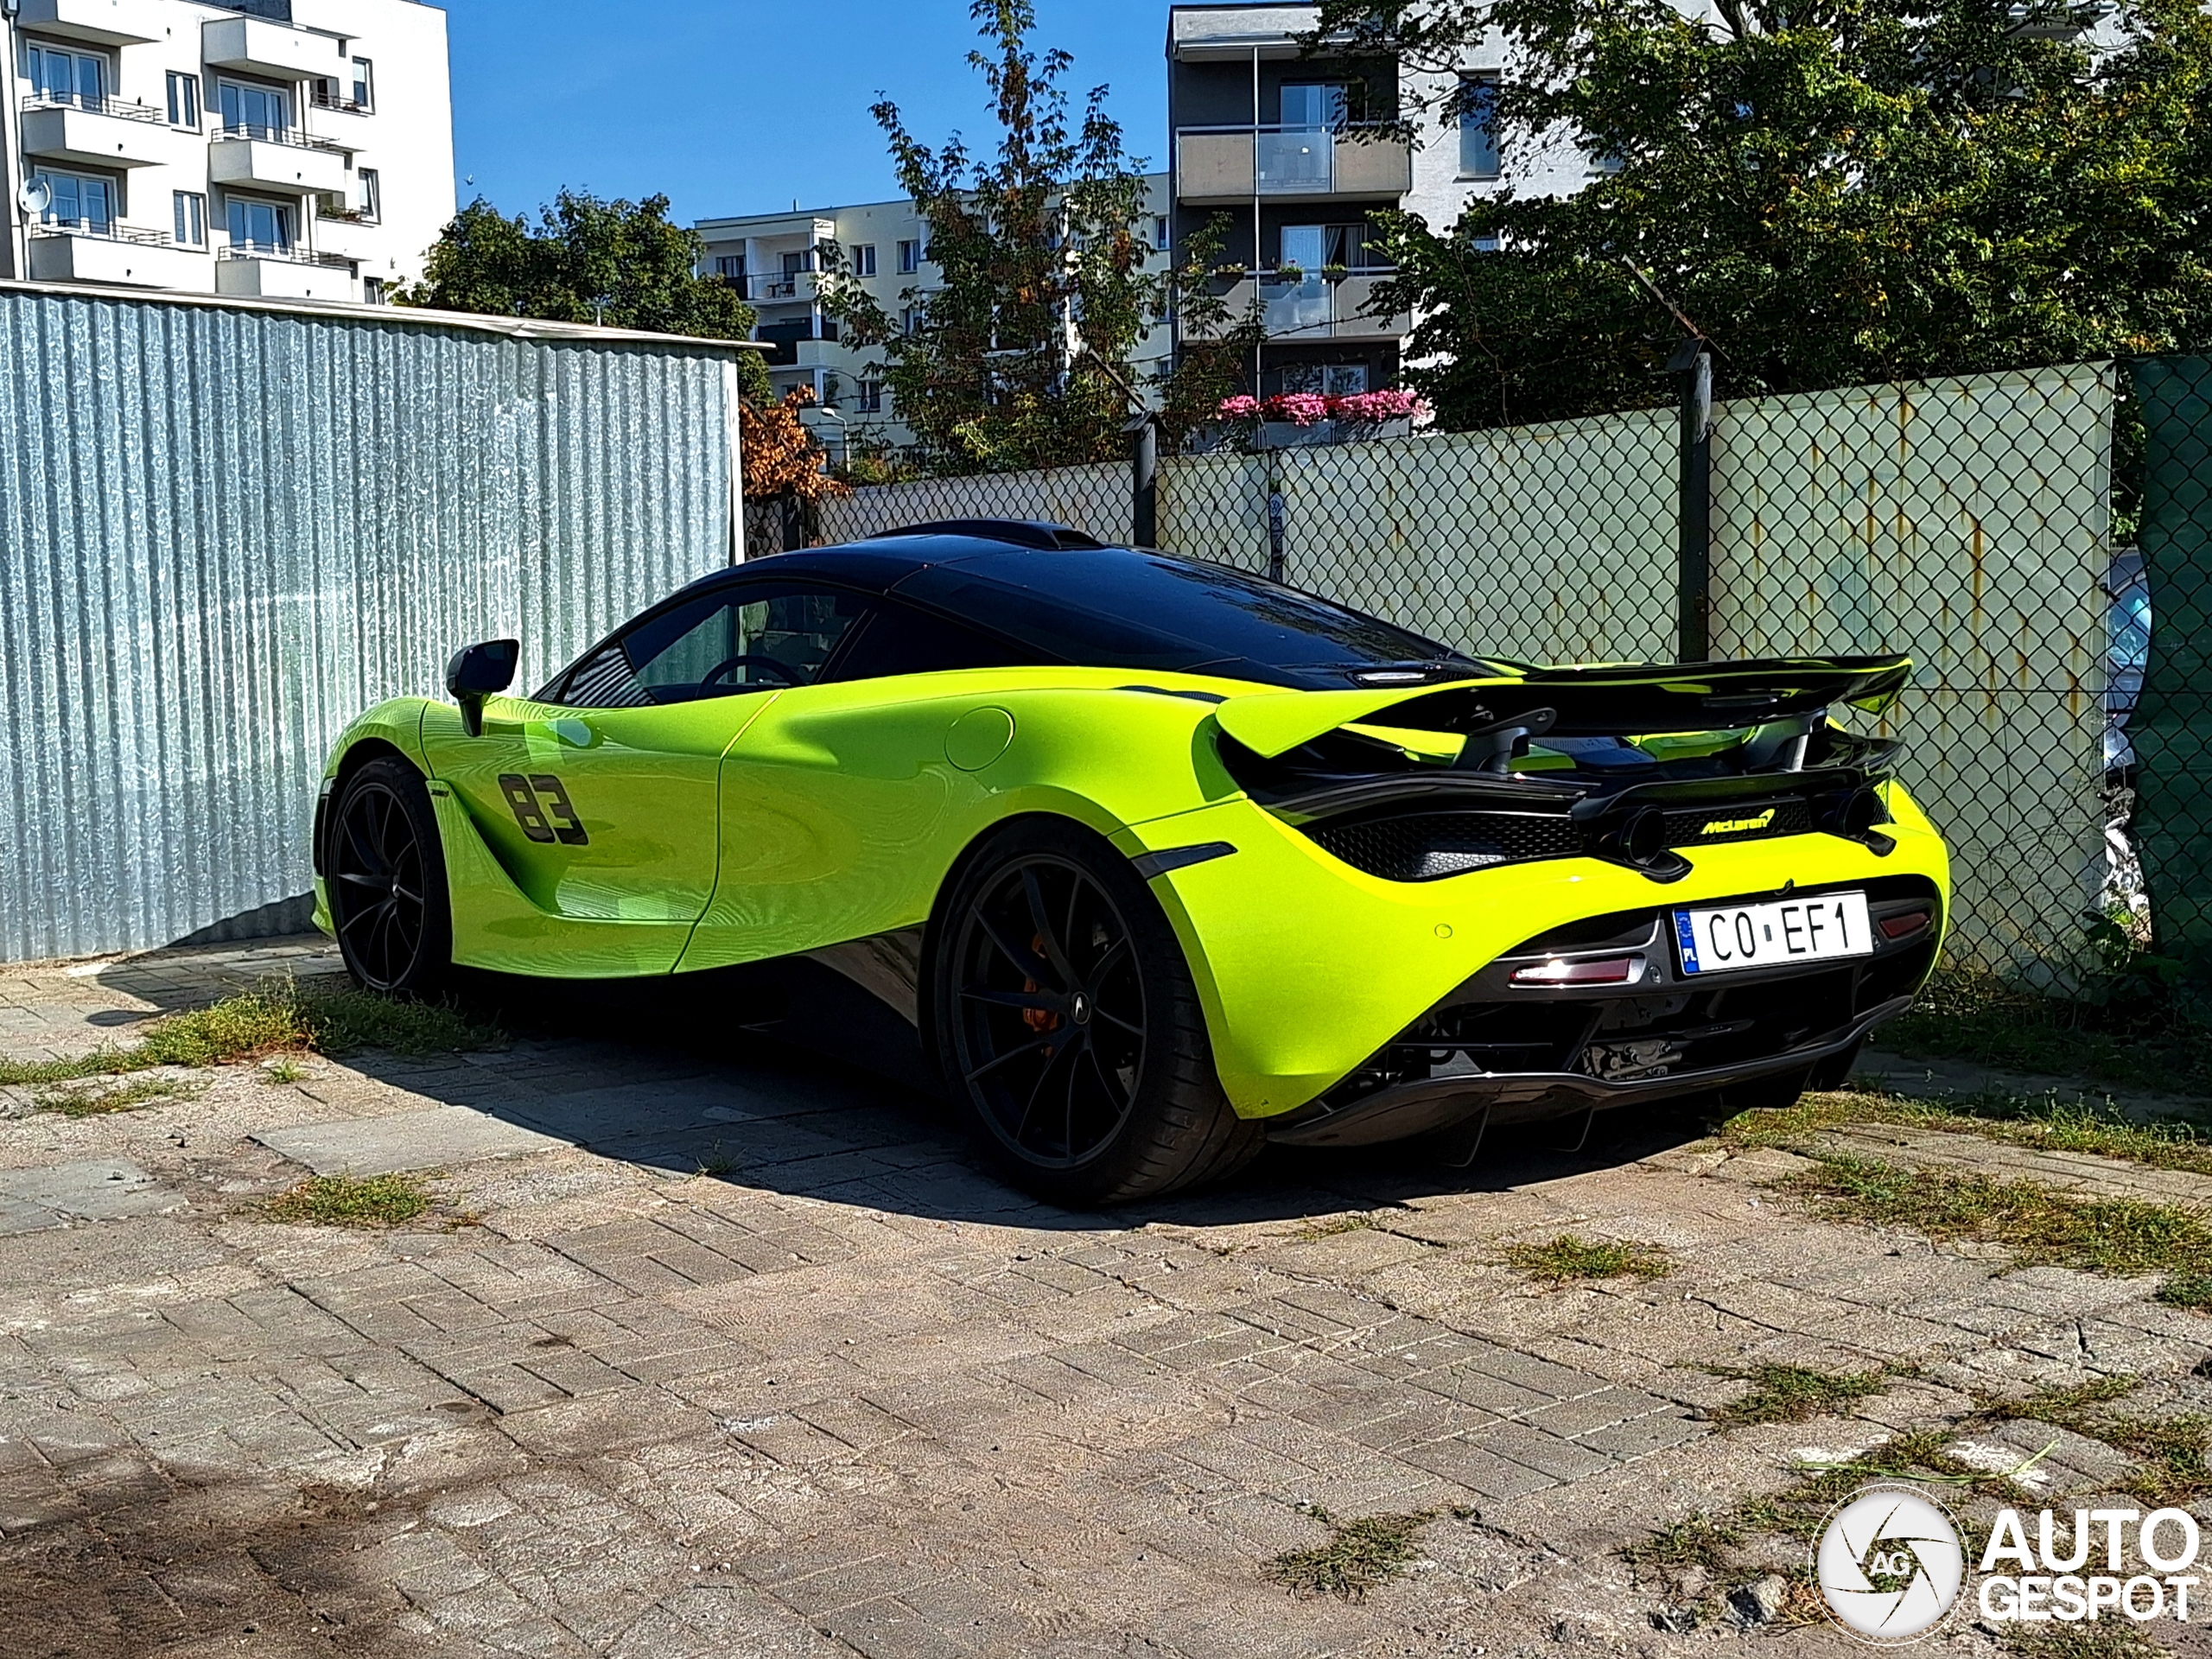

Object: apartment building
[696,176,1179,456]
[1166,2,1624,397]
[1,0,454,304]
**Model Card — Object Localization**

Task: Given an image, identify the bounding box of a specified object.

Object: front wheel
[931,821,1261,1206]
[327,758,453,995]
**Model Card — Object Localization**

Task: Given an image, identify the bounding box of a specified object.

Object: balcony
[208,125,350,198]
[15,0,164,45]
[27,223,209,289]
[1174,125,1414,203]
[312,210,381,259]
[202,14,343,80]
[1185,269,1409,342]
[754,315,842,366]
[21,95,186,169]
[742,270,820,304]
[215,245,356,302]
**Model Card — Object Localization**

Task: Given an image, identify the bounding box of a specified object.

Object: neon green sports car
[314,520,1949,1204]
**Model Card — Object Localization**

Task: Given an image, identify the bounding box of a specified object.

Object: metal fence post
[779,487,803,554]
[1674,341,1713,662]
[1129,416,1158,549]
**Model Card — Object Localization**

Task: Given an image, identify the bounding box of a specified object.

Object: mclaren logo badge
[1701,809,1777,836]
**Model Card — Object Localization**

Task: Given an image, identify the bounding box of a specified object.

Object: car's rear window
[893,550,1491,684]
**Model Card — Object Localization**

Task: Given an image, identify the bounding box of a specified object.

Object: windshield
[893,549,1497,687]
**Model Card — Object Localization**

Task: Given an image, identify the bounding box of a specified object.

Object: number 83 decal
[499,773,589,846]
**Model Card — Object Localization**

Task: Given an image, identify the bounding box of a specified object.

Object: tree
[1314,0,2212,428]
[741,387,849,503]
[396,191,772,399]
[817,1,1160,474]
[1154,214,1268,453]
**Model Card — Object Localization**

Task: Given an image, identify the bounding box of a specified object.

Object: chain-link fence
[747,360,2177,982]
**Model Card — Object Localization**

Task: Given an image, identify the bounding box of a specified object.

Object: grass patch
[257,1173,434,1230]
[1882,968,2212,1099]
[1618,1513,1745,1579]
[1780,1152,2212,1310]
[2005,1625,2165,1659]
[259,1057,307,1085]
[0,984,502,1087]
[1294,1212,1385,1240]
[1719,1085,2212,1178]
[1503,1233,1675,1284]
[1994,1376,2212,1506]
[1265,1505,1452,1601]
[1705,1362,1901,1427]
[32,1075,197,1117]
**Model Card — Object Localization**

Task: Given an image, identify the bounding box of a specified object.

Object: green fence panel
[2132,356,2212,971]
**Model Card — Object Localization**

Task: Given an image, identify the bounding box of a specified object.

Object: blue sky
[448,1,1173,225]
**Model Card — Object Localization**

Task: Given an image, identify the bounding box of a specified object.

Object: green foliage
[1316,0,2212,428]
[395,191,771,400]
[34,1075,197,1117]
[1883,968,2212,1098]
[1705,1362,1899,1427]
[1503,1232,1675,1282]
[0,986,501,1087]
[259,1173,432,1230]
[1265,1504,1452,1599]
[820,1,1236,474]
[1153,213,1268,453]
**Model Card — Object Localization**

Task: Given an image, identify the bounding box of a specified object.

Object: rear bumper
[1265,994,1909,1147]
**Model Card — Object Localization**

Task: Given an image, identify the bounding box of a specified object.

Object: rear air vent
[1305,811,1580,881]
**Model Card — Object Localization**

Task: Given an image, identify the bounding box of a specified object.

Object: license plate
[1674,893,1873,976]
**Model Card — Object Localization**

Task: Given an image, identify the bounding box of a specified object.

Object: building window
[1280,364,1370,397]
[901,306,921,334]
[1281,82,1361,129]
[714,254,743,279]
[1459,76,1502,179]
[858,378,884,414]
[363,277,385,304]
[167,72,200,129]
[1153,215,1172,252]
[173,191,207,246]
[357,168,380,222]
[218,80,291,140]
[226,195,294,253]
[26,41,106,108]
[897,239,921,275]
[1280,223,1374,272]
[351,57,374,111]
[851,243,876,276]
[33,168,115,231]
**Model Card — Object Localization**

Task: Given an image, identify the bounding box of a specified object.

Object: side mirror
[446,639,519,737]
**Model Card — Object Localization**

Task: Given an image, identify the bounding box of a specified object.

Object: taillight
[1510,955,1643,987]
[1878,909,1933,941]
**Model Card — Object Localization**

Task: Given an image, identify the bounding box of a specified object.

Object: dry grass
[32,1074,198,1117]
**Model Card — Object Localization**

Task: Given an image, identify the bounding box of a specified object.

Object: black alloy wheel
[328,759,450,995]
[950,855,1146,1171]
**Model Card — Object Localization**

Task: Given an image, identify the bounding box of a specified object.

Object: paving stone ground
[1,938,2208,1658]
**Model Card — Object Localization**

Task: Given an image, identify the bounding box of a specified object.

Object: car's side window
[552,586,868,708]
[823,599,1033,683]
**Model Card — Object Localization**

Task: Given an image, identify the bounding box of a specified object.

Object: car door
[424,584,837,970]
[683,598,1031,969]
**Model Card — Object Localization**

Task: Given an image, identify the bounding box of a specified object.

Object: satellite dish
[17,178,53,218]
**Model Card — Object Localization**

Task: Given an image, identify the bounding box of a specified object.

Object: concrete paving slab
[0,1159,174,1228]
[253,1107,570,1176]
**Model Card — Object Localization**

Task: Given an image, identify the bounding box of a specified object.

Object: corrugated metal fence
[0,286,742,963]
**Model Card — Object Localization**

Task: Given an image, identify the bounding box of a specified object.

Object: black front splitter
[1262,995,1911,1149]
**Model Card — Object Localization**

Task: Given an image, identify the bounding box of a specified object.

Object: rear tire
[930,820,1262,1206]
[327,758,453,996]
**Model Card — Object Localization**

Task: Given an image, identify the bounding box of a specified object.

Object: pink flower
[1217,395,1262,419]
[1265,392,1332,426]
[1332,389,1426,423]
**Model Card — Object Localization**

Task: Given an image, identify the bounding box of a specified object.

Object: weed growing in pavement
[1777,1152,2212,1311]
[32,1074,198,1117]
[1882,968,2212,1098]
[259,1057,307,1085]
[1704,1362,1904,1428]
[1719,1085,2212,1178]
[1502,1234,1675,1284]
[257,1173,434,1229]
[1294,1211,1385,1239]
[2005,1624,2165,1659]
[0,984,502,1087]
[1991,1376,2212,1506]
[1266,1504,1466,1600]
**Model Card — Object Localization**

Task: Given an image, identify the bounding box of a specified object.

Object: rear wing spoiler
[1212,657,1912,760]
